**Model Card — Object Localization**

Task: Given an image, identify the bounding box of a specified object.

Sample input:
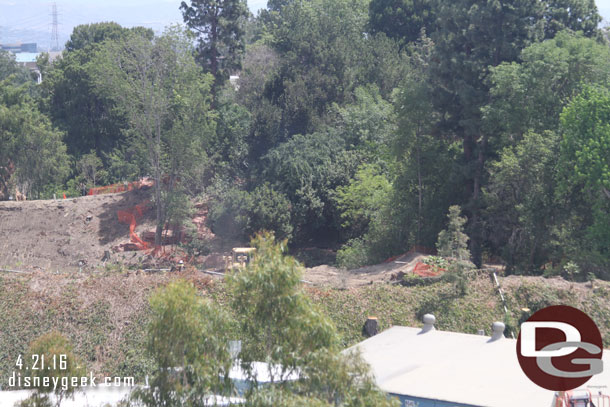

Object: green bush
[208,183,293,242]
[336,238,370,270]
[248,184,293,241]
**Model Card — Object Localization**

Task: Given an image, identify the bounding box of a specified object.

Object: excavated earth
[0,190,158,273]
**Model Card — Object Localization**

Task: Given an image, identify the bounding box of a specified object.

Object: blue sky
[1,0,609,50]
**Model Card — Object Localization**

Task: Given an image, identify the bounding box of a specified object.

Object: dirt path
[304,252,429,288]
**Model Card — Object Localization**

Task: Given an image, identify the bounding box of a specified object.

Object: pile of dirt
[0,189,158,272]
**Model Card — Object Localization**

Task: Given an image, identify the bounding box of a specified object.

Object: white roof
[14,52,39,63]
[347,325,610,407]
[229,361,300,383]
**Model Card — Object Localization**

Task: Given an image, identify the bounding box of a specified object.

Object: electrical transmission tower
[51,3,59,51]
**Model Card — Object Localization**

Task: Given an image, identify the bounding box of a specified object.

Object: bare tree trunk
[154,117,163,247]
[416,129,423,245]
[470,134,488,268]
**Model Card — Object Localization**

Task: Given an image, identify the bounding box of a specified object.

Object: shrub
[22,332,86,407]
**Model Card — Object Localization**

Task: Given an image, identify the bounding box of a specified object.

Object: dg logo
[517,305,604,391]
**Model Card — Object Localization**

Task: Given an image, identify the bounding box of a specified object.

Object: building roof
[14,52,39,63]
[229,361,299,383]
[348,318,610,407]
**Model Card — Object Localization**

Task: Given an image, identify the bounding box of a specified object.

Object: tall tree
[483,31,610,147]
[437,206,471,262]
[543,0,601,39]
[64,22,152,52]
[484,131,559,272]
[368,0,437,45]
[431,0,545,265]
[557,86,610,275]
[180,0,249,88]
[41,23,154,159]
[0,80,69,199]
[93,29,215,246]
[262,0,370,138]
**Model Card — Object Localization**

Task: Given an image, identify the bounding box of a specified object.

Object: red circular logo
[516,305,603,391]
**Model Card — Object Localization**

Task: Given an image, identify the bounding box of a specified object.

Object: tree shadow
[96,188,154,246]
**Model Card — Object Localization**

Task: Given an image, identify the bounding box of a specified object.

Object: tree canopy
[3,0,609,277]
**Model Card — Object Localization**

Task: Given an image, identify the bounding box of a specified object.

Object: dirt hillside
[0,190,156,272]
[304,251,428,288]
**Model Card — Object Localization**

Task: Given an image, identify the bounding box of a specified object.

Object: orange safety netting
[89,181,140,196]
[117,202,151,250]
[412,262,444,277]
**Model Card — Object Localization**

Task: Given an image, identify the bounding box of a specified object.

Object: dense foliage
[1,0,609,276]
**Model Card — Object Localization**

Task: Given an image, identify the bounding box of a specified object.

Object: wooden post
[363,317,378,337]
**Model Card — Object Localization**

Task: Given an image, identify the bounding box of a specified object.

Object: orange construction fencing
[89,180,147,196]
[412,262,443,277]
[117,201,151,250]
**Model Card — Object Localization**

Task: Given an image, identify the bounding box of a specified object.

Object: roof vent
[420,314,436,333]
[477,329,485,336]
[489,322,505,341]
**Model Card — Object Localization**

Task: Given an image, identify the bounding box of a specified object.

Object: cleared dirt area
[0,189,156,272]
[0,189,498,287]
[0,189,431,285]
[304,252,428,288]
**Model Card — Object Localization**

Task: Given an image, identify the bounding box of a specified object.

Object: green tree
[247,184,293,241]
[76,151,106,189]
[209,88,251,178]
[437,206,471,262]
[261,131,358,242]
[557,86,610,274]
[0,80,69,199]
[20,332,85,407]
[430,0,546,265]
[484,131,559,272]
[368,0,437,45]
[207,183,292,242]
[93,28,215,246]
[263,0,370,138]
[180,0,249,88]
[391,32,458,247]
[228,233,398,407]
[483,31,610,148]
[40,23,154,159]
[228,232,338,375]
[334,165,392,240]
[334,165,398,269]
[0,50,31,84]
[543,0,601,39]
[331,85,395,161]
[64,22,151,52]
[134,280,234,406]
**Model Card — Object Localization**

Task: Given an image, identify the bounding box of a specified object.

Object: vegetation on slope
[2,270,610,388]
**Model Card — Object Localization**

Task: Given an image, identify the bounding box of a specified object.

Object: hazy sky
[1,0,609,49]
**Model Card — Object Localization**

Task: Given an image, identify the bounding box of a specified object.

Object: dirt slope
[0,189,155,272]
[304,251,428,288]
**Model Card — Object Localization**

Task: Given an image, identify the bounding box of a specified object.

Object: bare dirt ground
[303,252,429,288]
[0,190,496,288]
[0,189,156,272]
